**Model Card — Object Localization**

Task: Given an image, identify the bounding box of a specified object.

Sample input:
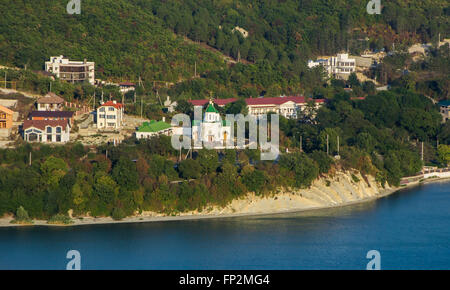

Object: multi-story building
[45,55,95,85]
[96,101,124,130]
[188,96,325,119]
[439,100,450,123]
[23,120,71,143]
[36,93,65,111]
[308,53,356,80]
[245,96,325,119]
[0,105,13,130]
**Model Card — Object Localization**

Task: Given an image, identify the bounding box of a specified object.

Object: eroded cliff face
[202,171,395,216]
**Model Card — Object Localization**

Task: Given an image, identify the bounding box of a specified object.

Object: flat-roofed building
[119,82,136,94]
[45,55,95,85]
[308,53,356,80]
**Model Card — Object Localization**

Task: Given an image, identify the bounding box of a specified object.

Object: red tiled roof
[189,98,237,107]
[99,101,124,109]
[29,111,74,118]
[188,96,326,107]
[119,82,135,86]
[245,96,326,105]
[23,119,69,130]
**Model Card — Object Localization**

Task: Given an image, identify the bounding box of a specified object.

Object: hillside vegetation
[0,0,448,99]
[0,0,225,83]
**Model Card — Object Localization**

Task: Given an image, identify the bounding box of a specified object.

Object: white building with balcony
[96,101,124,130]
[45,55,95,85]
[308,53,356,80]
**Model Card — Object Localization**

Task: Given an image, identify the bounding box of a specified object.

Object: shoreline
[1,176,449,228]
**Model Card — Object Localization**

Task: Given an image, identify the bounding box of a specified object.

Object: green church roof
[206,103,219,113]
[439,100,450,107]
[137,120,171,133]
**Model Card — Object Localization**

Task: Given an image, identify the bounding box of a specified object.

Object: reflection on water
[0,181,449,269]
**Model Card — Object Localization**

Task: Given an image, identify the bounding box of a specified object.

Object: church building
[192,100,231,148]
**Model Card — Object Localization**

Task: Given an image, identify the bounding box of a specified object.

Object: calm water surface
[0,181,449,269]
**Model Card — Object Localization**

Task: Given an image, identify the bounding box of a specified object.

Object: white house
[96,101,124,130]
[23,119,70,143]
[45,56,95,85]
[119,82,136,94]
[36,93,65,111]
[308,53,356,80]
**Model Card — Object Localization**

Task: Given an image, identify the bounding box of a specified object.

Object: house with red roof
[23,119,71,143]
[245,96,325,119]
[96,101,124,130]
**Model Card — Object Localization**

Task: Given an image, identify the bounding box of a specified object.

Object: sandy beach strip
[0,175,448,228]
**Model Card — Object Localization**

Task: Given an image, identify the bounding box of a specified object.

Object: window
[46,127,52,133]
[47,135,52,142]
[108,107,115,111]
[99,107,105,112]
[56,135,61,142]
[56,127,62,134]
[106,115,116,119]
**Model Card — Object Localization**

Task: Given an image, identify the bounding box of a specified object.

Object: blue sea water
[0,181,449,270]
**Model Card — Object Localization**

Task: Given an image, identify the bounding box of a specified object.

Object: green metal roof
[206,103,219,113]
[137,120,171,133]
[439,100,450,107]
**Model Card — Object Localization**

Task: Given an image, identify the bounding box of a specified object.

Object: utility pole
[194,61,197,78]
[4,71,6,89]
[134,90,136,104]
[326,134,329,155]
[421,141,424,161]
[337,135,340,156]
[106,149,108,160]
[101,90,104,103]
[93,94,96,110]
[29,151,32,166]
[299,135,303,152]
[140,95,143,118]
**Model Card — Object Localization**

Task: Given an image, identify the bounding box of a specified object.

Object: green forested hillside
[147,0,449,63]
[0,0,225,82]
[0,0,449,101]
